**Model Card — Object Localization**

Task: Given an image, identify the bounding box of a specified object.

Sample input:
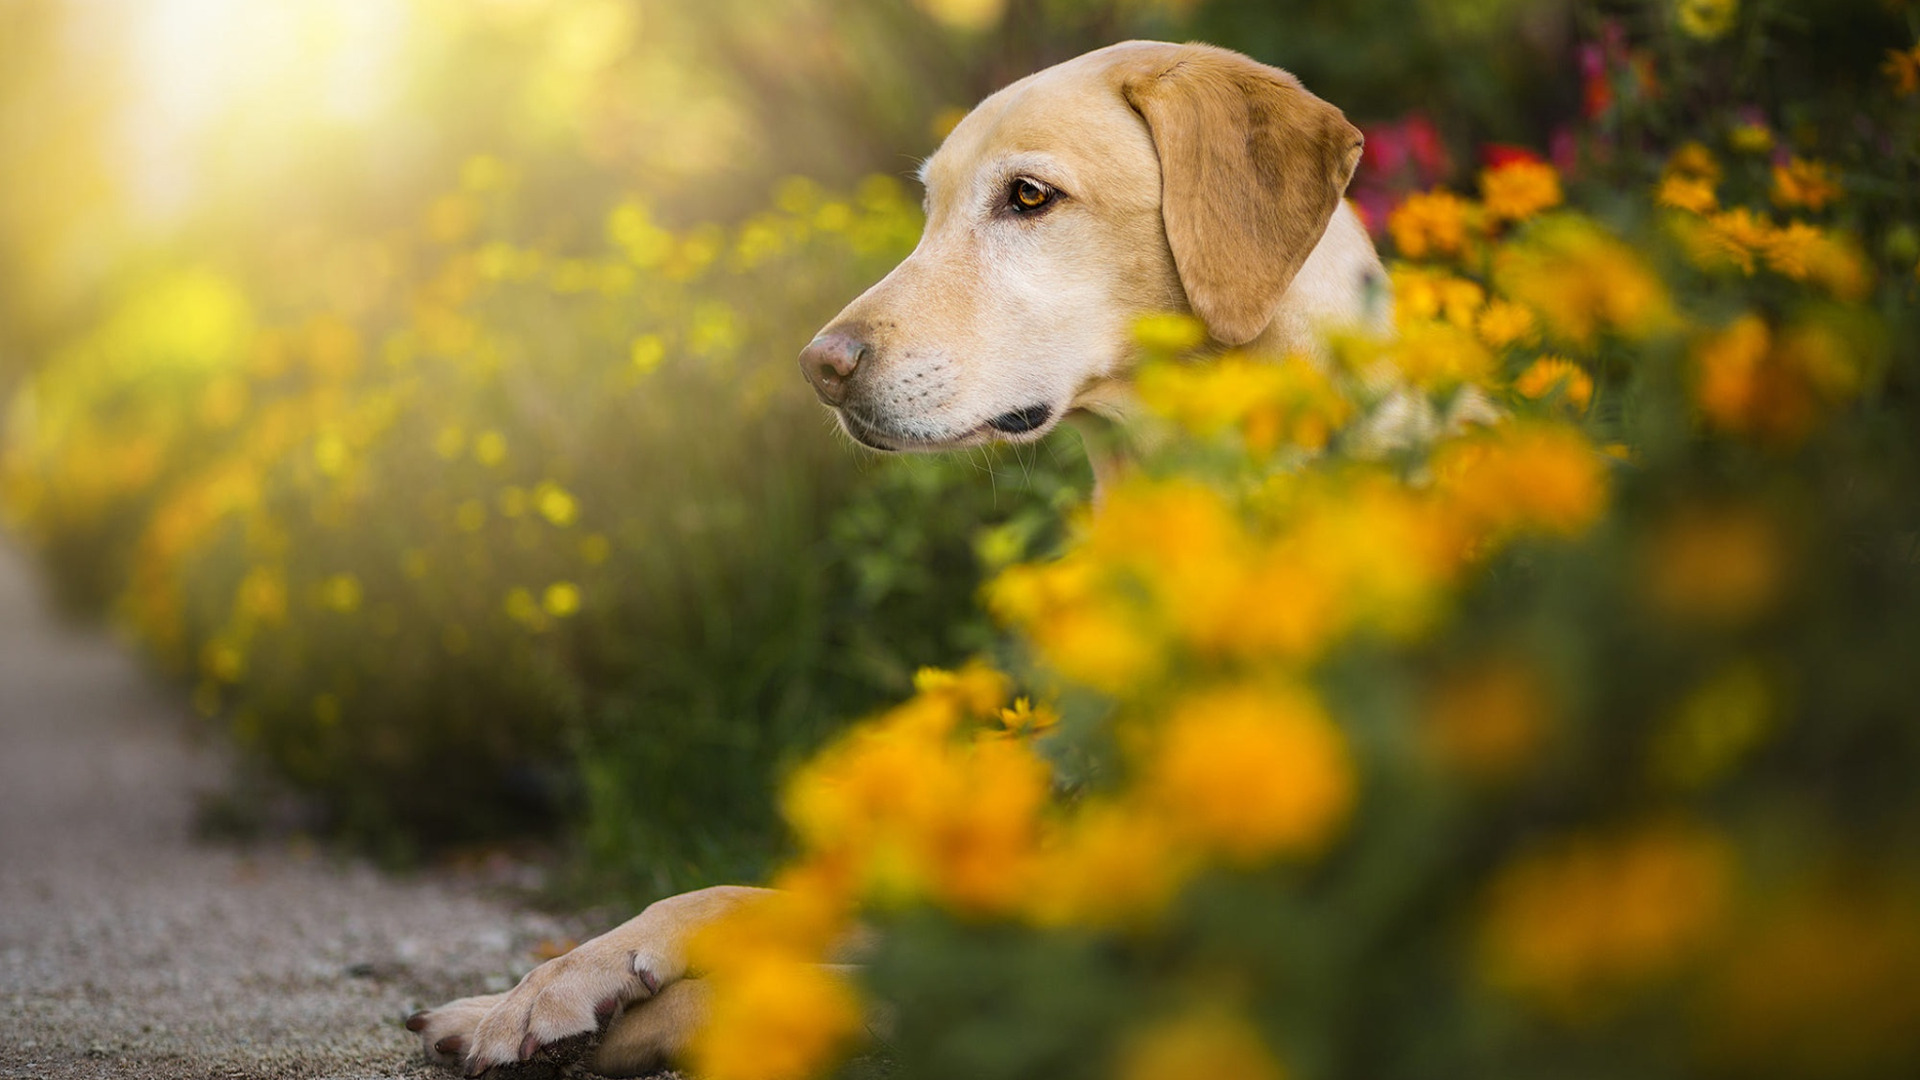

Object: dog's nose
[799,331,867,406]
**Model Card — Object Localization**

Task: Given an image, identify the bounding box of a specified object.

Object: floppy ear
[1115,44,1364,346]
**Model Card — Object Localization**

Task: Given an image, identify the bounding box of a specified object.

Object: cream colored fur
[410,40,1384,1077]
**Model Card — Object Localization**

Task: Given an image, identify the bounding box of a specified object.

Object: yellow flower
[1387,319,1497,392]
[1120,1008,1287,1080]
[1494,216,1675,345]
[688,951,863,1080]
[1640,502,1784,625]
[1025,801,1191,929]
[1675,0,1737,40]
[542,582,581,617]
[1697,207,1776,274]
[1480,160,1563,223]
[1475,299,1538,350]
[318,572,362,614]
[1137,356,1353,454]
[782,706,1049,914]
[994,696,1060,739]
[1884,45,1920,97]
[1388,190,1474,260]
[1432,423,1609,539]
[1423,656,1552,781]
[1665,141,1723,185]
[1691,314,1861,445]
[1762,223,1871,299]
[1513,356,1594,412]
[1770,157,1842,212]
[912,658,1011,718]
[1480,821,1733,1015]
[1390,267,1485,328]
[1145,684,1355,865]
[473,429,508,466]
[1651,660,1775,789]
[533,481,578,527]
[1728,120,1774,154]
[1656,173,1718,215]
[1133,312,1209,353]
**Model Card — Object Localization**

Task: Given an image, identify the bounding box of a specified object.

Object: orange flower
[1513,356,1595,412]
[1884,44,1920,96]
[1480,159,1563,223]
[1388,190,1474,260]
[1770,157,1842,212]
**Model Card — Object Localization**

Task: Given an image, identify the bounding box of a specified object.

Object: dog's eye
[1009,177,1055,213]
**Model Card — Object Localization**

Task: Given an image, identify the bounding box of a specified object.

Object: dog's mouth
[838,403,1057,452]
[985,404,1053,435]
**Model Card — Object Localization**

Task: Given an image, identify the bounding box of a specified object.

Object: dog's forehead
[920,53,1148,198]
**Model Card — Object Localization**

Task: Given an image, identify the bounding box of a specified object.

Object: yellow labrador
[408,39,1381,1077]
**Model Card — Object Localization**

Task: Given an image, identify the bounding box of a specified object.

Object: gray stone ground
[0,538,592,1079]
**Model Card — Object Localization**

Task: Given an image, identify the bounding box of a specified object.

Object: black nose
[799,331,867,406]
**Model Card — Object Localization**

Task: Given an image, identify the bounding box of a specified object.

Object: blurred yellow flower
[1423,656,1552,781]
[994,696,1059,739]
[1475,299,1538,349]
[534,481,577,526]
[1692,314,1861,444]
[503,587,540,626]
[1771,157,1842,212]
[629,334,666,374]
[688,952,863,1080]
[1495,216,1675,345]
[1652,660,1775,789]
[782,700,1048,913]
[1387,319,1496,391]
[1656,173,1718,215]
[1389,190,1473,260]
[1133,312,1208,353]
[916,0,1007,32]
[1145,684,1355,864]
[1641,502,1783,624]
[318,573,362,614]
[473,429,508,466]
[1136,356,1353,452]
[1480,159,1563,223]
[1513,356,1594,412]
[1480,821,1734,1014]
[542,582,581,617]
[1728,120,1774,154]
[1120,1008,1286,1080]
[1391,267,1485,327]
[1883,44,1920,97]
[1675,0,1737,40]
[1433,424,1609,538]
[1025,800,1190,928]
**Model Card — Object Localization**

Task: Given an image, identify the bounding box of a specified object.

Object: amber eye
[1010,177,1055,213]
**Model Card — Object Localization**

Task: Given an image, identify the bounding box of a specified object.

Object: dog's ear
[1114,44,1364,346]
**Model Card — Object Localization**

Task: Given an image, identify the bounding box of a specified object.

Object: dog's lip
[837,404,1060,451]
[985,404,1053,435]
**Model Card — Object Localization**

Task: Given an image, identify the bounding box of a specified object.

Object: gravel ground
[0,538,591,1080]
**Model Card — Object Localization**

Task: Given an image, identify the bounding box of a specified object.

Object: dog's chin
[837,404,1058,452]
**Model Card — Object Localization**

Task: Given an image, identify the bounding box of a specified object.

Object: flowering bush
[0,170,1078,868]
[679,17,1920,1080]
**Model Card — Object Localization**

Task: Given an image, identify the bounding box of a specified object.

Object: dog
[406,39,1383,1078]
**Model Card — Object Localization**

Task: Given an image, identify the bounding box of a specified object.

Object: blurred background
[0,0,1912,908]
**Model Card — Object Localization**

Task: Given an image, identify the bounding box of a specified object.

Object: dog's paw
[405,992,506,1067]
[457,932,665,1075]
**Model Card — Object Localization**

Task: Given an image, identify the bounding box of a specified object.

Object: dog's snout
[799,331,867,405]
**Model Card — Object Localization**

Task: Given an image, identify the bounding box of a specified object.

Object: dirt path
[0,538,586,1079]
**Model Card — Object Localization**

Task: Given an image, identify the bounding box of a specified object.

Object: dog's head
[799,40,1365,452]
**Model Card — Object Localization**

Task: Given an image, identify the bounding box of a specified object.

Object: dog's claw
[595,995,620,1021]
[637,965,660,996]
[434,1035,464,1057]
[519,1033,541,1061]
[405,1009,430,1032]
